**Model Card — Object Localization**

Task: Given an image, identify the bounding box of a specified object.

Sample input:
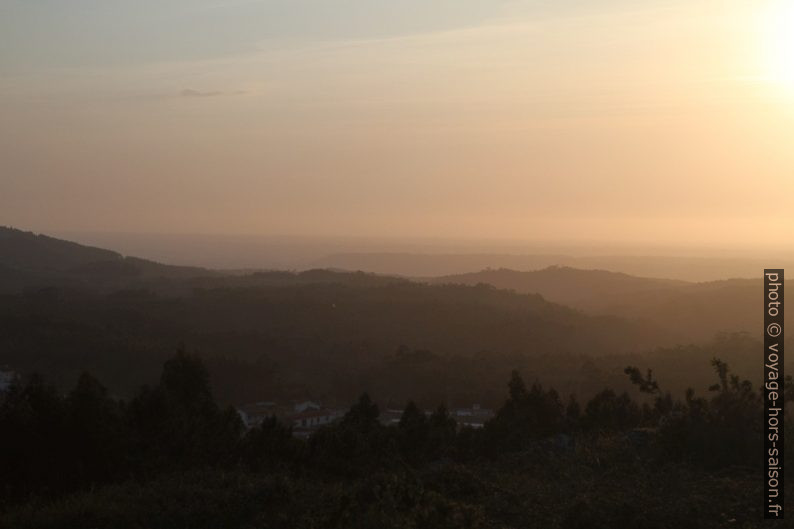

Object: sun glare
[762,1,794,88]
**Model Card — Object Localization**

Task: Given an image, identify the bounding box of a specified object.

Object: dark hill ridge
[0,227,408,293]
[0,226,120,270]
[0,227,213,290]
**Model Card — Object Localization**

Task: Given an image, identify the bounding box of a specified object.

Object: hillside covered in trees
[0,228,686,405]
[435,267,793,343]
[1,228,781,406]
[0,227,214,292]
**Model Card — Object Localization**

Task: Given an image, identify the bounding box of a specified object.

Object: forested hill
[0,275,672,405]
[434,266,689,310]
[1,227,759,407]
[434,266,792,343]
[0,227,213,290]
[0,226,120,267]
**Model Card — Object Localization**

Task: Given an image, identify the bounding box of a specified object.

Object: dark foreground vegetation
[1,350,790,528]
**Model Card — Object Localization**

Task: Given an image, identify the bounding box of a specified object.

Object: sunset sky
[2,0,793,250]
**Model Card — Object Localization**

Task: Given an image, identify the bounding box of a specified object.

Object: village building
[236,399,346,438]
[451,404,494,429]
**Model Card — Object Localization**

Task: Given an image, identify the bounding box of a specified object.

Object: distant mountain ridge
[433,266,788,342]
[434,266,689,312]
[315,252,785,282]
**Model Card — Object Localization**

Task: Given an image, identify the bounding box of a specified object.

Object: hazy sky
[2,0,793,249]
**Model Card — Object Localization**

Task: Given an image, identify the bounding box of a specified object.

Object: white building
[293,401,321,413]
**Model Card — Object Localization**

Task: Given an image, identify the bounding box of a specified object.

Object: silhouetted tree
[0,374,69,499]
[309,392,398,476]
[565,395,581,430]
[484,371,564,453]
[240,415,301,472]
[65,372,126,487]
[398,401,429,463]
[127,348,243,474]
[427,404,457,460]
[583,389,640,431]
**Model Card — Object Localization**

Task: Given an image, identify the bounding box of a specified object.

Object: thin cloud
[180,88,224,98]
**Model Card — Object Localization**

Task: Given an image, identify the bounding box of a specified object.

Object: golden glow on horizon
[762,1,794,89]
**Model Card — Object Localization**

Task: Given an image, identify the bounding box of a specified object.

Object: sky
[2,0,794,251]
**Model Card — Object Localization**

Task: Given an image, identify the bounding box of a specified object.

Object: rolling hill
[0,227,213,290]
[433,266,788,343]
[0,227,678,404]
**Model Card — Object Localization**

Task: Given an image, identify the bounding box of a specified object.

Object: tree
[565,395,581,429]
[66,372,126,486]
[128,348,243,473]
[398,401,429,463]
[0,374,69,498]
[309,393,398,476]
[240,415,301,472]
[484,372,564,453]
[341,393,380,430]
[583,389,640,431]
[508,370,528,402]
[427,404,458,460]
